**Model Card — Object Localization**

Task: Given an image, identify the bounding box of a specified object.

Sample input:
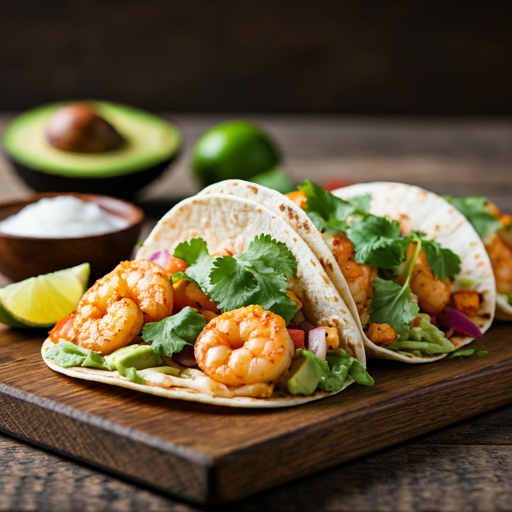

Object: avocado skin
[9,155,177,198]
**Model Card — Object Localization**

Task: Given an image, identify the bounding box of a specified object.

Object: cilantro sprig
[346,216,408,268]
[171,235,299,323]
[298,180,371,233]
[369,233,461,338]
[444,196,501,238]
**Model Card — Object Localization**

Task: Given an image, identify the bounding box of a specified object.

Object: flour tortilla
[43,193,365,408]
[200,180,495,362]
[495,295,512,321]
[334,182,496,359]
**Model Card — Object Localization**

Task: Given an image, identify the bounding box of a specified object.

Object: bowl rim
[0,192,145,241]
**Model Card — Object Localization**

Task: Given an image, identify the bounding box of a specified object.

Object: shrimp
[113,260,174,323]
[72,299,144,354]
[327,232,376,327]
[68,260,174,355]
[485,234,512,294]
[194,305,294,386]
[402,244,451,315]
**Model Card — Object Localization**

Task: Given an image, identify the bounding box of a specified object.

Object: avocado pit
[46,103,124,154]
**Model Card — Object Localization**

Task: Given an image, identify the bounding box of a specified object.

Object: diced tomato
[49,311,76,343]
[167,257,189,276]
[287,328,305,350]
[321,178,355,191]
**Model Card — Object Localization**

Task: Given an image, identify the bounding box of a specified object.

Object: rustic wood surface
[0,114,512,510]
[2,322,512,504]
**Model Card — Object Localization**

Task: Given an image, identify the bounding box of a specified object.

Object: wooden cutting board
[1,323,512,505]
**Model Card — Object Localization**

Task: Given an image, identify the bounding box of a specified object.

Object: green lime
[191,120,280,186]
[0,263,90,328]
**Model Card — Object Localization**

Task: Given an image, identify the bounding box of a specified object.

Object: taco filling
[45,228,372,402]
[444,195,512,320]
[285,181,484,357]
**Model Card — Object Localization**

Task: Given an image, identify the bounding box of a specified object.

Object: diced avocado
[106,344,163,372]
[281,352,321,396]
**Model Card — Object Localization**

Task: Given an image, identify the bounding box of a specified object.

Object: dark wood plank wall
[0,1,511,113]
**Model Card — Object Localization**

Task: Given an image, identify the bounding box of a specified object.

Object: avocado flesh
[106,344,163,372]
[282,352,321,396]
[4,101,181,178]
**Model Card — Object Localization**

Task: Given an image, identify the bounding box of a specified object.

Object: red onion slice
[436,307,483,339]
[149,250,172,270]
[308,327,327,360]
[172,345,197,367]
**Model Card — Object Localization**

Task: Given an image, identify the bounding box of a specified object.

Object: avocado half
[3,101,182,197]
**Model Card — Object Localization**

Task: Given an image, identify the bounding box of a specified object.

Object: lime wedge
[0,263,90,328]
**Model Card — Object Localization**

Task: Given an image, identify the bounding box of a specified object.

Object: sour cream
[0,196,127,238]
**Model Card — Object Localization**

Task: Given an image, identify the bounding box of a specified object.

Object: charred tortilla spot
[311,259,317,267]
[480,312,491,320]
[247,185,258,194]
[279,204,285,212]
[333,296,339,302]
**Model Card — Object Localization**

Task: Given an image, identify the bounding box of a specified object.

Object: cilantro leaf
[298,180,369,232]
[209,235,298,323]
[346,216,409,268]
[173,238,214,292]
[235,234,297,279]
[421,239,461,281]
[45,340,108,369]
[142,307,207,357]
[347,194,372,214]
[369,278,419,335]
[444,196,501,238]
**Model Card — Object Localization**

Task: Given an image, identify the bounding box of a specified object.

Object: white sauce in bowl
[0,196,128,238]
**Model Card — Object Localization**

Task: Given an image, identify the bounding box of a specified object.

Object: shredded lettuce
[386,314,454,355]
[45,340,108,369]
[45,340,147,384]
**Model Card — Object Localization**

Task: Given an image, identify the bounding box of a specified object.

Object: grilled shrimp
[485,234,512,294]
[112,260,174,323]
[66,260,174,355]
[327,232,376,327]
[194,305,294,386]
[72,299,144,354]
[401,244,451,315]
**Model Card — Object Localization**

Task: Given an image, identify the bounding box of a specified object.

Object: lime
[0,263,90,328]
[191,120,280,186]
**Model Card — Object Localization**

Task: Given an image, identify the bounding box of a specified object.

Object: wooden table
[1,114,512,512]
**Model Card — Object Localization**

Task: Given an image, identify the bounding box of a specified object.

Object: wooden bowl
[0,193,145,283]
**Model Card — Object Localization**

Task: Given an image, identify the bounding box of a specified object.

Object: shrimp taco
[42,194,372,408]
[199,180,495,362]
[442,195,512,321]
